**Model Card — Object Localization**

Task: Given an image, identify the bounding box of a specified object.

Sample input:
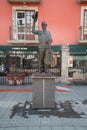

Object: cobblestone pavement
[0,84,87,130]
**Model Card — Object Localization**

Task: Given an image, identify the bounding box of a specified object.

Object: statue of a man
[32,12,53,73]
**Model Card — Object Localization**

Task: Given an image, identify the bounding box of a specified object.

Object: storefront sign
[12,47,28,50]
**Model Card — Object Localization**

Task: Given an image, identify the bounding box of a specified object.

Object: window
[16,10,35,40]
[80,6,87,40]
[12,6,38,41]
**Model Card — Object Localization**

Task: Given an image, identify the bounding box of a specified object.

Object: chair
[16,72,26,85]
[6,73,15,85]
[73,71,83,83]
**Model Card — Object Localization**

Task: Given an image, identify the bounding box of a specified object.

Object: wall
[0,0,81,45]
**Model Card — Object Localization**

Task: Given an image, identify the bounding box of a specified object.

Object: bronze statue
[32,12,53,73]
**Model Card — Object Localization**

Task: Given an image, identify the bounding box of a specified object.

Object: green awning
[51,45,61,52]
[0,46,38,51]
[69,45,87,53]
[1,45,86,53]
[0,45,61,52]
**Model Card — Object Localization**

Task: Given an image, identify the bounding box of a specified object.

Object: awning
[0,46,38,51]
[69,45,87,54]
[51,45,61,52]
[0,45,61,52]
[1,45,86,53]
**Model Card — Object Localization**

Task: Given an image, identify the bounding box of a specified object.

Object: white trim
[12,6,38,11]
[12,6,38,26]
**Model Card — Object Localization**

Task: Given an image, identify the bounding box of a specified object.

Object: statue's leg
[39,48,45,72]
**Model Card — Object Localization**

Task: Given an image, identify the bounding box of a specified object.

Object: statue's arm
[49,32,53,43]
[46,32,53,45]
[32,12,39,34]
[32,21,36,34]
[32,21,39,34]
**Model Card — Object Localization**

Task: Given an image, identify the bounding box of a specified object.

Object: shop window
[68,55,87,77]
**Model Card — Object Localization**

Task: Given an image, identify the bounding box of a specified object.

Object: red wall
[0,0,12,44]
[0,0,81,45]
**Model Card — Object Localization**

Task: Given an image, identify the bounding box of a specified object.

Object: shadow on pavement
[10,100,87,119]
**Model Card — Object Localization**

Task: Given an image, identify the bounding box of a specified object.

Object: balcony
[78,0,87,3]
[78,26,87,44]
[8,26,39,44]
[7,0,41,3]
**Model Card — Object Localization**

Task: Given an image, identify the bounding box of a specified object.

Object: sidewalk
[0,84,87,130]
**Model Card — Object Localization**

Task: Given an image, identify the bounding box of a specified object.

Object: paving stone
[40,126,52,130]
[0,84,87,130]
[75,127,87,130]
[0,128,4,130]
[60,126,74,130]
[16,127,29,130]
[4,128,16,130]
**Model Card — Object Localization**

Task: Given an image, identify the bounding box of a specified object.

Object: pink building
[0,0,87,83]
[0,0,86,45]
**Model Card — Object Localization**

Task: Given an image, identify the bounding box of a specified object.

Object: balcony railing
[78,0,87,3]
[78,26,87,43]
[7,0,41,3]
[9,26,38,43]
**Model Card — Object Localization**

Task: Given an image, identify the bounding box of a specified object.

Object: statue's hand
[32,15,37,23]
[46,41,50,45]
[32,11,38,23]
[46,41,51,49]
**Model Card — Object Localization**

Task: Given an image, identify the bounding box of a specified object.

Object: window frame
[12,6,38,41]
[80,6,87,40]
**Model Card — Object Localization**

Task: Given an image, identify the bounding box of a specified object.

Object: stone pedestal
[32,75,55,109]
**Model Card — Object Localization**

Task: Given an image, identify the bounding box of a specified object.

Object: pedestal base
[32,74,55,109]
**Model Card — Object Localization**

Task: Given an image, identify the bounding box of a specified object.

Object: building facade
[0,0,87,84]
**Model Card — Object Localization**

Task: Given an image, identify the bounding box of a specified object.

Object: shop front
[0,45,61,85]
[69,45,87,84]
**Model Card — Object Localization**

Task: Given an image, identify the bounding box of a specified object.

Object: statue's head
[41,21,47,26]
[41,21,47,30]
